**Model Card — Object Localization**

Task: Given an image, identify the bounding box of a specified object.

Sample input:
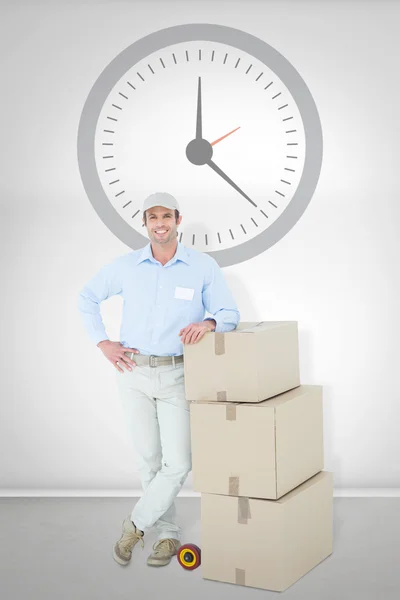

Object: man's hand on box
[179,320,215,344]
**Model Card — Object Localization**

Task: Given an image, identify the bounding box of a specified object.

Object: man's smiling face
[144,205,182,246]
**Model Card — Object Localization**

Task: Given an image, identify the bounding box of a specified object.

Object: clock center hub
[185,138,213,166]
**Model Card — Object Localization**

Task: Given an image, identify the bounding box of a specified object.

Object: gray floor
[0,497,399,599]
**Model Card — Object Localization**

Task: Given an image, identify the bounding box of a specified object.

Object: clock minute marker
[119,92,128,99]
[278,104,288,110]
[275,191,285,197]
[260,210,269,218]
[107,117,118,121]
[285,168,295,172]
[280,179,291,185]
[235,58,240,68]
[111,104,122,110]
[148,64,155,74]
[103,130,114,133]
[264,81,273,90]
[269,201,278,208]
[241,224,247,234]
[282,117,293,121]
[256,72,263,81]
[172,53,177,64]
[115,190,125,197]
[223,53,228,64]
[159,58,165,68]
[105,167,116,172]
[251,218,258,227]
[272,92,282,99]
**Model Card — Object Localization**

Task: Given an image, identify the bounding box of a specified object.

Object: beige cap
[142,192,180,213]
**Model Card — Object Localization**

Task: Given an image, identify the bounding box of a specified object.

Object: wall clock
[77,23,323,267]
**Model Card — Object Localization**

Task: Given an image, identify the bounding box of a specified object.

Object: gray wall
[1,0,399,493]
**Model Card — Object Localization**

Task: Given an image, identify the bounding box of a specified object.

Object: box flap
[233,321,298,334]
[190,384,315,408]
[276,471,332,503]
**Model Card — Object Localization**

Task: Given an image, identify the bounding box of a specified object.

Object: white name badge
[174,286,194,301]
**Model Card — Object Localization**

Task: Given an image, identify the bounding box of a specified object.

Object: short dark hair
[143,209,180,225]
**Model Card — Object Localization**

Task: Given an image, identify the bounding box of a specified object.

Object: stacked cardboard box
[183,321,333,593]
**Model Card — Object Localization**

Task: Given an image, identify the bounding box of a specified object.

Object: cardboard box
[200,470,333,592]
[183,321,300,403]
[190,384,324,499]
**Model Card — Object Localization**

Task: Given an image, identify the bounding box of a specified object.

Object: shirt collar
[135,241,190,266]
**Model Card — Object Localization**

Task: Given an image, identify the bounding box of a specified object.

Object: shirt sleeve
[77,259,123,345]
[202,257,240,333]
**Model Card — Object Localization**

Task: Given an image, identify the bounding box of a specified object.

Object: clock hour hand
[196,76,202,140]
[206,159,257,207]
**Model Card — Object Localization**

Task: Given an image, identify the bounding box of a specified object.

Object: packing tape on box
[215,333,226,400]
[238,497,251,524]
[235,568,246,585]
[214,332,225,355]
[229,476,239,495]
[226,404,236,420]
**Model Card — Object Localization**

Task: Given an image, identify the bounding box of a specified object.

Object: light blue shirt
[78,241,240,356]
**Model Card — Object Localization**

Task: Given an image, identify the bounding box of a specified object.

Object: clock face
[78,24,322,266]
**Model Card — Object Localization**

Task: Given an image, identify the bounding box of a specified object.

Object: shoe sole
[147,558,172,567]
[113,543,130,566]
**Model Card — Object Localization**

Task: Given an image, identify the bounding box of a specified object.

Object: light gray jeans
[115,360,191,541]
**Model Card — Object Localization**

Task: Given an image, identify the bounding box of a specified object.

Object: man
[78,191,240,568]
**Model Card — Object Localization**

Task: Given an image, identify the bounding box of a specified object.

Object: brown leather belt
[124,352,184,368]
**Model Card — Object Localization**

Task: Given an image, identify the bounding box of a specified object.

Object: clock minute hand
[206,159,257,207]
[196,76,202,140]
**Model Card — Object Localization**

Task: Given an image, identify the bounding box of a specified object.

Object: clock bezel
[77,23,323,267]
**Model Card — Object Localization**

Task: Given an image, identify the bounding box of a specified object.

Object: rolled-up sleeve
[78,259,123,345]
[202,257,240,333]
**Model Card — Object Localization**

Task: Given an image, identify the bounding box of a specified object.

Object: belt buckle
[149,355,157,368]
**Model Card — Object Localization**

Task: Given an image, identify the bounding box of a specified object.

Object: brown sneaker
[112,516,144,566]
[146,538,180,567]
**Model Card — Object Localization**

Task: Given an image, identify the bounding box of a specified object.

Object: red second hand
[210,126,240,146]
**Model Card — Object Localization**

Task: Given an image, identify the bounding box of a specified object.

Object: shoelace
[152,538,178,555]
[121,531,144,552]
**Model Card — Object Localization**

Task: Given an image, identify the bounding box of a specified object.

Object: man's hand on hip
[179,320,215,345]
[97,340,139,373]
